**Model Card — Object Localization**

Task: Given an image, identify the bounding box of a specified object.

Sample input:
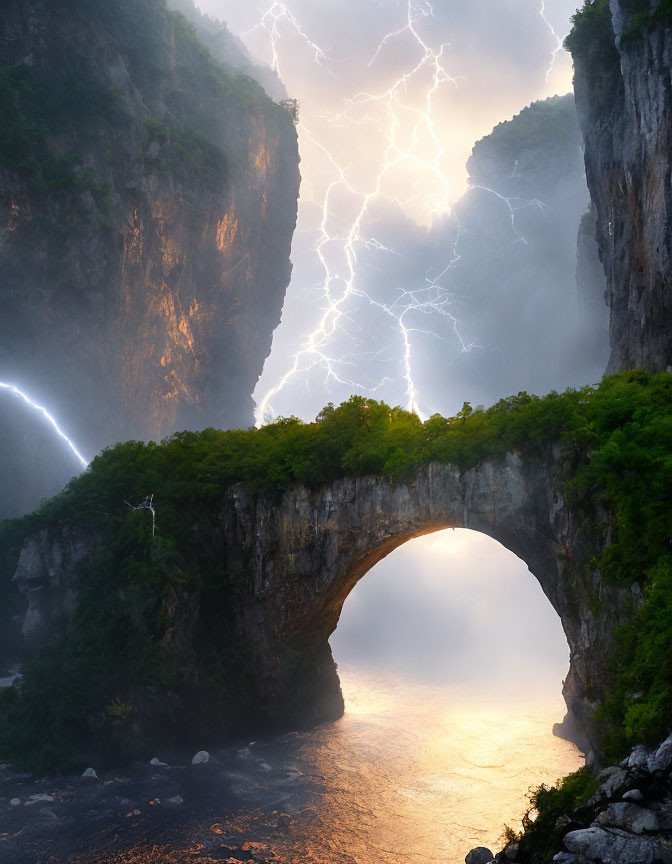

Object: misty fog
[331,529,569,695]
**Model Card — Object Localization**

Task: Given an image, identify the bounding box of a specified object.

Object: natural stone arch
[220,447,630,757]
[12,444,634,760]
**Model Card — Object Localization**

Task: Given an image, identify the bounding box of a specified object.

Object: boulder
[627,745,651,775]
[564,826,661,863]
[465,848,495,864]
[599,768,630,799]
[191,750,210,765]
[150,757,168,767]
[623,789,644,803]
[82,767,98,778]
[647,734,672,775]
[605,802,659,834]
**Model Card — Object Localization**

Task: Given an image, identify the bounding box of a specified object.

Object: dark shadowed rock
[466,847,495,864]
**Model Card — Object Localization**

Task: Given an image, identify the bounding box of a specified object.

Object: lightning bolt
[244,2,559,424]
[253,1,473,424]
[0,382,89,469]
[242,1,332,78]
[539,0,564,83]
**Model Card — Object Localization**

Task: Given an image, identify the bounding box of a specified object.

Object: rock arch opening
[330,527,571,696]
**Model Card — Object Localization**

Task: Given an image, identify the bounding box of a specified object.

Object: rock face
[494,732,672,863]
[571,0,672,373]
[12,445,635,760]
[13,526,100,642]
[0,0,299,473]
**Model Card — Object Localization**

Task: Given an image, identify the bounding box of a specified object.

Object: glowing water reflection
[283,666,584,862]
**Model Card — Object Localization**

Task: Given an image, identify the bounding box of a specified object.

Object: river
[0,664,583,863]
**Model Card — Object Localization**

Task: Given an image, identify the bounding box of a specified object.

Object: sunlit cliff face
[195,0,580,423]
[119,116,287,440]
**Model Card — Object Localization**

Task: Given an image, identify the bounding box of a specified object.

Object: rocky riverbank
[468,734,672,864]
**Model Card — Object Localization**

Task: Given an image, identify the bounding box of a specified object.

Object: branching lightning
[0,382,89,468]
[539,0,564,83]
[253,1,474,424]
[242,1,333,78]
[249,0,551,425]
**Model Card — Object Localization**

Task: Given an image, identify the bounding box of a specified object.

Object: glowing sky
[194,0,581,423]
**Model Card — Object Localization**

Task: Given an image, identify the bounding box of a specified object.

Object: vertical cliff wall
[0,0,300,475]
[569,0,672,373]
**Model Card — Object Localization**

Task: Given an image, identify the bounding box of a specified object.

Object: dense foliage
[469,95,582,179]
[2,371,672,770]
[565,0,672,57]
[564,0,614,56]
[505,767,599,862]
[0,0,273,196]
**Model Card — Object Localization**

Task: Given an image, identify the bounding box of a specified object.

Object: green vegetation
[471,95,582,174]
[564,0,613,56]
[142,117,228,191]
[2,371,672,771]
[505,767,599,862]
[0,0,276,200]
[565,0,672,56]
[0,63,122,194]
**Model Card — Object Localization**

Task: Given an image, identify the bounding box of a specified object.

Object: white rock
[564,826,660,864]
[191,750,209,765]
[150,757,168,767]
[259,761,272,771]
[25,793,54,806]
[647,733,672,774]
[82,767,98,778]
[599,767,630,799]
[627,745,651,774]
[623,789,645,802]
[10,798,20,806]
[607,802,659,834]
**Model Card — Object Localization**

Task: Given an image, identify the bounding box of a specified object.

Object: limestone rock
[623,789,645,803]
[0,0,300,520]
[191,751,209,765]
[605,802,659,834]
[647,734,672,775]
[564,826,661,863]
[571,0,672,373]
[599,768,630,800]
[81,768,98,778]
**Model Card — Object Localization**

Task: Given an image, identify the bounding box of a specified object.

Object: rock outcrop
[482,733,672,864]
[10,445,636,761]
[570,0,672,373]
[0,0,300,515]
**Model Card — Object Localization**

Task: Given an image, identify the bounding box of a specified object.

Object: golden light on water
[294,667,584,862]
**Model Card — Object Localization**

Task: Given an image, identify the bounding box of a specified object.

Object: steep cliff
[568,0,672,373]
[0,0,300,516]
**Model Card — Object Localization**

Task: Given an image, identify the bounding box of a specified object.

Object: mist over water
[331,529,570,695]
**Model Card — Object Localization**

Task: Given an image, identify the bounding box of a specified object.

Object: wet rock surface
[571,0,672,374]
